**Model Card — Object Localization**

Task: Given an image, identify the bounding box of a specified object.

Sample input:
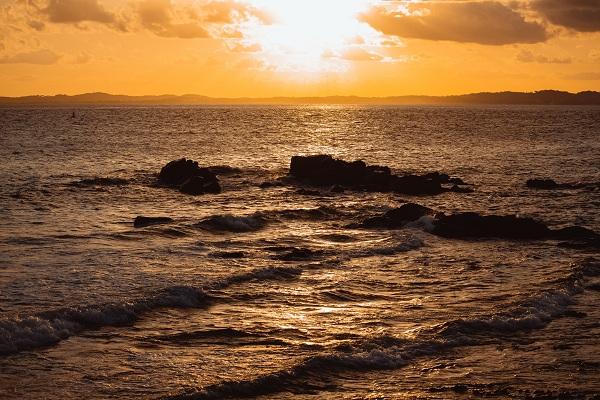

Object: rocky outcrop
[361,203,434,228]
[289,155,470,195]
[159,158,221,195]
[527,178,600,191]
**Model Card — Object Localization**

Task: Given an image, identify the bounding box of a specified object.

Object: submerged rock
[432,213,550,239]
[159,158,221,195]
[361,203,434,228]
[289,155,469,195]
[358,203,600,243]
[70,177,129,187]
[134,216,174,228]
[526,178,600,191]
[527,178,559,189]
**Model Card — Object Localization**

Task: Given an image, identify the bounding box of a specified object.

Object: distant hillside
[1,90,599,105]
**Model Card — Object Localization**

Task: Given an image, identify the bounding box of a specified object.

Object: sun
[243,0,378,73]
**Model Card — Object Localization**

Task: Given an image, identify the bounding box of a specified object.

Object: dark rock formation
[526,178,600,191]
[70,177,129,187]
[432,213,551,239]
[527,178,559,189]
[159,158,221,195]
[134,216,174,228]
[361,203,434,228]
[207,165,242,175]
[289,155,470,195]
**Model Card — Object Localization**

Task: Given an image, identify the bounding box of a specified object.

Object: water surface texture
[1,105,599,399]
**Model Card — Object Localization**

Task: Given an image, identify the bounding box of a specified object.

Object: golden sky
[1,0,599,97]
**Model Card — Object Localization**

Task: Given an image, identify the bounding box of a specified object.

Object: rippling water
[1,105,599,399]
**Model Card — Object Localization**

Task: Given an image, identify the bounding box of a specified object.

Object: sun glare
[244,0,377,73]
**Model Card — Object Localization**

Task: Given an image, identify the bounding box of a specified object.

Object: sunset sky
[1,0,599,97]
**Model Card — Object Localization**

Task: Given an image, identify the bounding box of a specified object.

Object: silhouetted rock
[362,203,434,228]
[289,155,469,195]
[180,176,221,195]
[432,213,551,239]
[134,216,174,228]
[527,178,559,189]
[159,158,221,195]
[526,178,600,191]
[70,177,129,187]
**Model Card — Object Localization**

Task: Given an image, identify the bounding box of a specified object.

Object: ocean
[0,105,599,399]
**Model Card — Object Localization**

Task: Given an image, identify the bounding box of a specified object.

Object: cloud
[138,0,210,38]
[532,0,600,32]
[323,47,384,62]
[0,49,61,64]
[360,1,549,45]
[516,49,571,63]
[202,0,272,24]
[43,0,115,24]
[564,71,600,80]
[229,42,262,52]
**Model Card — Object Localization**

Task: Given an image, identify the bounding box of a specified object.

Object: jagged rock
[159,158,221,195]
[432,213,551,239]
[361,203,434,228]
[289,155,469,195]
[180,176,221,195]
[134,216,174,228]
[70,177,129,187]
[527,178,559,189]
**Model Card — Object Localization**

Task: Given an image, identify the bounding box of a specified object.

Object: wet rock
[159,158,221,195]
[70,177,129,187]
[526,178,600,191]
[289,155,468,195]
[180,176,221,195]
[527,178,558,189]
[362,203,434,228]
[134,216,174,228]
[432,213,551,239]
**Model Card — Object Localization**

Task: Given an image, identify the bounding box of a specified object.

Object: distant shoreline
[1,90,599,106]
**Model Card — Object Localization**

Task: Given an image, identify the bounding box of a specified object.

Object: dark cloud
[43,0,115,24]
[202,0,272,24]
[516,49,571,63]
[360,1,549,45]
[564,71,600,80]
[532,0,600,32]
[138,0,210,38]
[0,49,61,64]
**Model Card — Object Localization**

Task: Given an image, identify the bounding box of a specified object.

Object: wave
[164,259,599,400]
[0,264,309,356]
[0,286,208,356]
[195,214,266,233]
[146,327,289,347]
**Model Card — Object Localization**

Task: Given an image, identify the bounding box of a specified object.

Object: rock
[289,155,468,195]
[71,177,129,187]
[527,178,559,189]
[432,213,551,239]
[392,174,443,195]
[180,176,221,195]
[552,226,599,240]
[526,178,600,191]
[134,216,174,228]
[362,203,434,228]
[159,158,221,195]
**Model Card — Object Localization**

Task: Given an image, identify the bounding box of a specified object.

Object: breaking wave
[163,259,599,400]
